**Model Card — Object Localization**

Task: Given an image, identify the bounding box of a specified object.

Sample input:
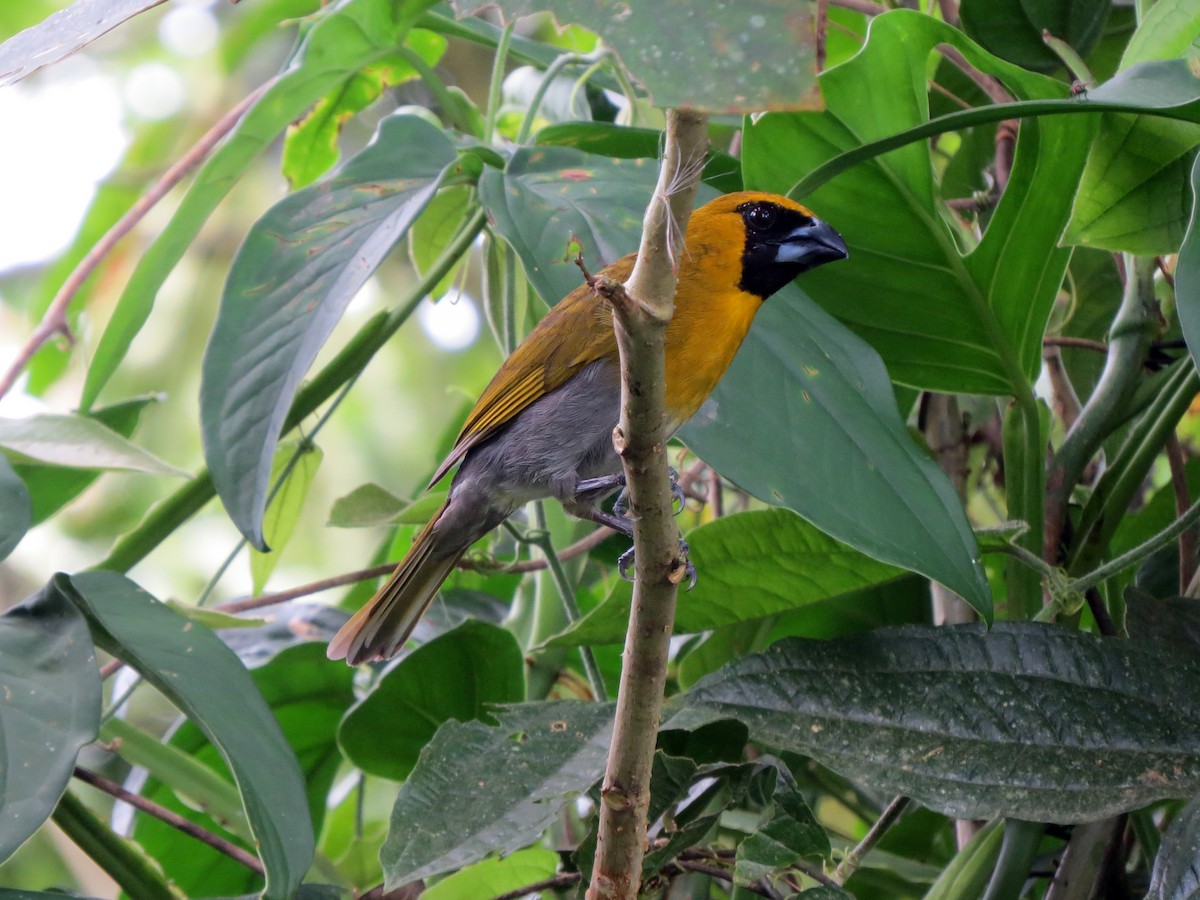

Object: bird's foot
[617,538,697,589]
[610,467,684,518]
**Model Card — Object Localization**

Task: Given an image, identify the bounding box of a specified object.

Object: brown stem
[829,0,885,14]
[1166,432,1195,592]
[816,0,828,71]
[939,45,1013,105]
[490,873,582,900]
[1043,347,1084,433]
[587,108,709,900]
[1044,336,1108,354]
[922,394,976,626]
[72,766,264,875]
[0,80,273,402]
[217,526,614,614]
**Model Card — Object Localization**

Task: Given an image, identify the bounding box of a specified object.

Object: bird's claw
[611,467,683,517]
[616,538,696,590]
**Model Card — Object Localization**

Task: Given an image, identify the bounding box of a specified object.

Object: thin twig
[835,795,912,883]
[671,860,777,898]
[490,873,582,900]
[829,0,885,14]
[938,45,1013,105]
[216,526,614,614]
[72,766,264,875]
[1165,432,1195,592]
[1044,336,1108,353]
[1043,347,1084,433]
[0,80,273,402]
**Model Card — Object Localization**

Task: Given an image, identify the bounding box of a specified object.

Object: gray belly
[450,358,623,507]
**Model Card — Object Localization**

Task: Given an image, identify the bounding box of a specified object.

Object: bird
[327,190,847,665]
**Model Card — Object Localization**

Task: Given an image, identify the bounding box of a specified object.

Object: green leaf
[959,0,1109,72]
[80,0,441,411]
[201,114,455,550]
[127,643,354,899]
[0,414,184,476]
[57,571,313,900]
[923,819,1004,900]
[458,0,820,112]
[0,0,163,86]
[0,583,100,863]
[339,621,524,781]
[733,764,829,886]
[1121,0,1200,68]
[672,622,1200,823]
[745,9,1093,395]
[409,185,470,298]
[381,701,613,889]
[1148,797,1200,899]
[420,847,559,900]
[250,442,324,592]
[0,456,30,561]
[12,396,158,524]
[1176,154,1200,375]
[550,509,905,645]
[283,30,447,188]
[681,291,992,620]
[1062,113,1199,254]
[328,482,406,527]
[479,146,664,306]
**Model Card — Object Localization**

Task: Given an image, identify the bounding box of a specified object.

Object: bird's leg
[617,539,697,590]
[575,467,685,517]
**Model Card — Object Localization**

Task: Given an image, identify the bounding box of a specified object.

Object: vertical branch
[586,108,709,900]
[922,393,977,626]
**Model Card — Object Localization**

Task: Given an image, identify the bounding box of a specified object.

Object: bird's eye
[745,204,777,231]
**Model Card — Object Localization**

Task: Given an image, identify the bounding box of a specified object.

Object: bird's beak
[775,218,848,270]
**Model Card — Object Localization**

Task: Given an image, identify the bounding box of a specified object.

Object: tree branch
[586,107,709,900]
[72,765,264,875]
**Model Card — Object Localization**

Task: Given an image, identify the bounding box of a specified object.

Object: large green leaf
[0,584,100,863]
[81,0,441,411]
[0,456,30,561]
[1121,0,1200,68]
[381,701,613,889]
[57,572,313,900]
[201,114,455,549]
[456,0,821,113]
[745,9,1093,395]
[681,291,991,618]
[549,509,905,645]
[671,623,1200,823]
[420,847,559,900]
[1148,797,1200,899]
[1062,113,1200,254]
[339,621,525,781]
[0,414,183,476]
[127,642,353,899]
[959,0,1109,72]
[1177,155,1200,376]
[478,146,664,306]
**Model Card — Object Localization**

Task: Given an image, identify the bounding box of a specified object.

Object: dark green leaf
[12,396,157,524]
[0,414,183,476]
[339,621,525,781]
[81,0,441,410]
[0,0,162,86]
[1062,114,1199,254]
[0,583,100,863]
[960,0,1109,72]
[201,114,455,549]
[734,764,829,885]
[1125,589,1200,649]
[457,0,820,112]
[549,509,905,645]
[478,146,664,306]
[128,642,354,898]
[682,291,992,620]
[672,622,1200,822]
[1148,797,1200,899]
[381,701,613,889]
[0,456,30,561]
[58,572,313,900]
[746,10,1093,394]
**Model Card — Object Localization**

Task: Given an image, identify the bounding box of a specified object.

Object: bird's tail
[326,502,464,665]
